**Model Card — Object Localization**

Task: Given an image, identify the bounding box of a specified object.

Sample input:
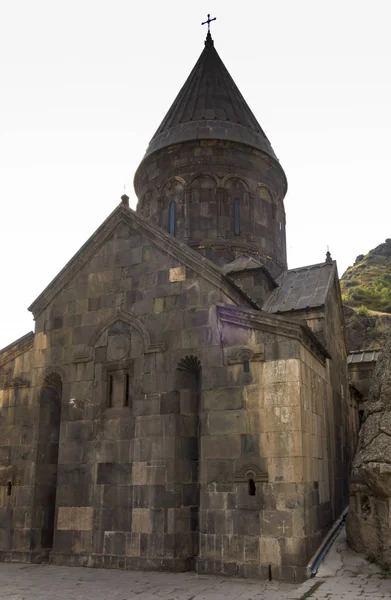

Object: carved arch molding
[38,366,67,389]
[72,310,166,364]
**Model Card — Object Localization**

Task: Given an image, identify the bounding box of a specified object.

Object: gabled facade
[0,32,358,582]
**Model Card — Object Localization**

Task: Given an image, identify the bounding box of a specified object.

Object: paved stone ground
[0,563,294,600]
[1,529,391,600]
[288,527,391,600]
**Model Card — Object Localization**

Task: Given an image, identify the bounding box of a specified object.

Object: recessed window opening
[108,374,113,408]
[6,481,12,496]
[248,478,256,496]
[234,198,240,235]
[169,201,176,236]
[361,495,371,517]
[124,373,130,407]
[243,360,250,373]
[279,222,283,247]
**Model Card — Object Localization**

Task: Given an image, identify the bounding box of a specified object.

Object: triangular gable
[28,203,258,318]
[222,253,277,288]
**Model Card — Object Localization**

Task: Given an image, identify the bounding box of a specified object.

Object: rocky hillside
[344,305,391,351]
[341,239,391,351]
[341,239,391,313]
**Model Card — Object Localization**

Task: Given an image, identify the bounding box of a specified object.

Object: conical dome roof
[143,33,279,162]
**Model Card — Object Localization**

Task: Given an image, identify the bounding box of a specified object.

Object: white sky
[1,0,390,350]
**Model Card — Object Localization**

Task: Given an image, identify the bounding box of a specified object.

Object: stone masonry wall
[196,312,330,582]
[286,283,359,549]
[322,280,360,521]
[0,342,37,562]
[34,220,239,571]
[0,212,352,582]
[0,217,247,571]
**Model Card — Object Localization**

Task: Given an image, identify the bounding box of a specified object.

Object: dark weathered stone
[0,31,359,584]
[347,336,391,567]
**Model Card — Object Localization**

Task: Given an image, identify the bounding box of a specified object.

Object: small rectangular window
[107,374,113,408]
[124,373,130,407]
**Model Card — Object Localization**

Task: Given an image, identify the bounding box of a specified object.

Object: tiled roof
[347,349,381,364]
[143,33,280,163]
[263,261,336,313]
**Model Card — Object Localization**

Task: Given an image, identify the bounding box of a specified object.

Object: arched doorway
[33,372,62,553]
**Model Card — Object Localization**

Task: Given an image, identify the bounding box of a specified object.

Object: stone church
[0,31,359,581]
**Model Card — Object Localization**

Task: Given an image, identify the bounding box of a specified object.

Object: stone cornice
[28,204,259,319]
[71,310,167,363]
[134,139,287,198]
[2,376,30,390]
[216,304,330,366]
[0,332,34,368]
[188,240,286,273]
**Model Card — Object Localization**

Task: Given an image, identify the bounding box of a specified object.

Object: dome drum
[135,139,287,275]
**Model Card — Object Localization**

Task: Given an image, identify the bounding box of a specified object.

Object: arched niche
[174,355,202,564]
[34,371,63,551]
[257,185,273,203]
[189,175,218,241]
[222,177,251,239]
[256,184,274,227]
[160,178,185,236]
[89,311,151,353]
[176,354,202,388]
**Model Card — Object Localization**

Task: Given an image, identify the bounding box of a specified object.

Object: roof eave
[0,331,35,367]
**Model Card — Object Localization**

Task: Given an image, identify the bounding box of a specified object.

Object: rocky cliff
[344,305,391,351]
[341,240,391,351]
[346,335,391,567]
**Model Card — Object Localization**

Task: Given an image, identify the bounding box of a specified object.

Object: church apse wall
[292,276,360,534]
[266,270,359,559]
[197,305,336,581]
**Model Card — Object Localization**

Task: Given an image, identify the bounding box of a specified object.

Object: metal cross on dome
[202,13,216,33]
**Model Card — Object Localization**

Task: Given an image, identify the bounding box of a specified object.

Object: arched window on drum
[224,178,250,238]
[161,179,184,237]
